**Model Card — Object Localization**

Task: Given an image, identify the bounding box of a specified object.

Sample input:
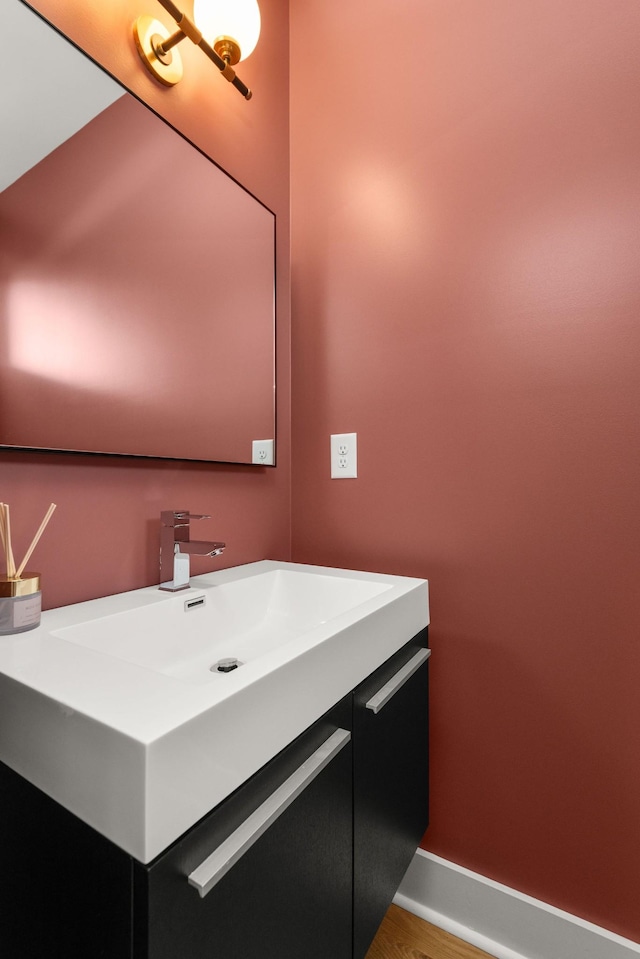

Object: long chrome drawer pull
[365,648,431,715]
[188,727,351,898]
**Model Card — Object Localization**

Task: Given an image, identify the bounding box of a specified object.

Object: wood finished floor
[365,904,497,959]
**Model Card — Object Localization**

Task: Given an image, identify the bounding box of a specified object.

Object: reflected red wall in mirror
[0,94,275,463]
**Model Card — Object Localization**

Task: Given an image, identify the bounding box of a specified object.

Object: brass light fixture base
[213,36,242,67]
[131,2,253,99]
[133,15,183,86]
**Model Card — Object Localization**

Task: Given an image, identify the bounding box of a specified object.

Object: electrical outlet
[331,433,357,478]
[252,439,274,465]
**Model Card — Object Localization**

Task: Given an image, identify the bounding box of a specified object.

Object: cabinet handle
[365,648,431,715]
[188,727,351,898]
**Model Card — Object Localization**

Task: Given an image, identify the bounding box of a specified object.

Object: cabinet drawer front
[188,727,351,898]
[353,634,430,959]
[138,696,353,959]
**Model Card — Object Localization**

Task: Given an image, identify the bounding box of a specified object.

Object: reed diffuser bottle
[0,574,42,635]
[0,503,55,635]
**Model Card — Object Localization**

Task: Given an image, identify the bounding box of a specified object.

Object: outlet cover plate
[331,432,357,478]
[252,439,275,465]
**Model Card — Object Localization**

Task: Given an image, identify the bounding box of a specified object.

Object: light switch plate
[331,433,357,478]
[252,439,275,465]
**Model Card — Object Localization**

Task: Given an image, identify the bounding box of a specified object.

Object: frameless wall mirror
[1,0,276,465]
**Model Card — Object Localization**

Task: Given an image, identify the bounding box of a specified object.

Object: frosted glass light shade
[193,0,261,62]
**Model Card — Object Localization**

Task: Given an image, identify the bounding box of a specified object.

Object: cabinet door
[135,696,352,959]
[0,759,132,959]
[352,631,430,959]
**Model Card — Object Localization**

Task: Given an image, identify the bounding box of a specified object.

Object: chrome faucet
[159,510,225,592]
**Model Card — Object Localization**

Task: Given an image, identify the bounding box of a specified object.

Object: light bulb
[193,0,261,63]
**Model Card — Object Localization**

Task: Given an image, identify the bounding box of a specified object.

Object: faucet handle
[161,510,188,527]
[161,510,211,526]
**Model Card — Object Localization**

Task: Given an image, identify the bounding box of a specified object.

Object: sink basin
[52,568,392,684]
[0,561,428,863]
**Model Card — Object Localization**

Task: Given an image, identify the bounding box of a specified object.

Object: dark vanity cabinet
[0,632,429,959]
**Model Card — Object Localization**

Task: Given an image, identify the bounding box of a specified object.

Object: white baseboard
[394,849,640,959]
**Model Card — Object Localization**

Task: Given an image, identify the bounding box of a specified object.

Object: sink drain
[210,657,243,673]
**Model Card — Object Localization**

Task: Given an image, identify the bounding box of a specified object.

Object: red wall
[4,0,291,608]
[290,0,640,943]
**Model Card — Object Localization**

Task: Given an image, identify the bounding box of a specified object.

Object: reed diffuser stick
[1,503,17,578]
[0,506,7,577]
[15,503,57,580]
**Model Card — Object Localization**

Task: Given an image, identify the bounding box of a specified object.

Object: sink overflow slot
[184,595,206,612]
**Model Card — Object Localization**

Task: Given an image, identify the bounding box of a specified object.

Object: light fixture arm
[154,0,252,99]
[155,28,188,55]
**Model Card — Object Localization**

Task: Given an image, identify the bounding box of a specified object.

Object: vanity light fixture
[133,0,260,99]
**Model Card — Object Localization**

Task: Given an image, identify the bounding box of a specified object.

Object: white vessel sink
[52,568,392,684]
[0,561,428,863]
